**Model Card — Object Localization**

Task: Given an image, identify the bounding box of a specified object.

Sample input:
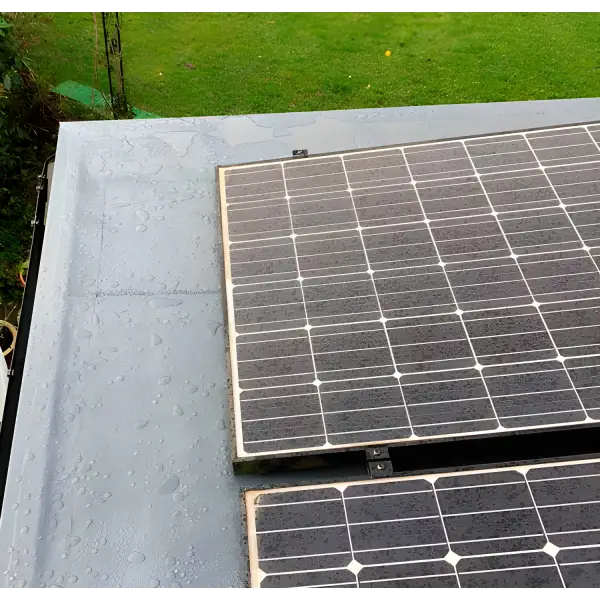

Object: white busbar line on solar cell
[358,574,451,586]
[229,239,294,252]
[431,484,462,586]
[392,353,500,368]
[326,425,413,438]
[469,329,547,340]
[339,155,415,437]
[257,546,424,562]
[472,170,548,184]
[545,193,600,205]
[539,498,600,509]
[249,504,598,583]
[252,396,489,420]
[243,432,325,444]
[529,270,600,283]
[295,582,352,589]
[240,390,597,428]
[340,492,360,586]
[228,206,354,226]
[521,133,600,280]
[507,225,577,238]
[242,384,600,408]
[576,384,600,392]
[263,566,349,579]
[476,348,556,360]
[347,489,437,500]
[545,301,600,318]
[256,523,346,535]
[241,417,488,444]
[552,176,600,190]
[493,409,587,422]
[486,183,549,195]
[541,152,600,164]
[257,498,344,510]
[558,559,600,567]
[279,164,329,444]
[457,565,555,577]
[325,401,415,415]
[243,405,583,429]
[252,519,597,561]
[460,139,591,420]
[553,342,600,352]
[437,480,527,492]
[238,353,599,388]
[493,199,564,212]
[463,310,540,322]
[300,557,454,576]
[293,581,355,590]
[551,526,600,537]
[524,474,567,587]
[548,164,600,179]
[257,532,553,563]
[490,388,575,399]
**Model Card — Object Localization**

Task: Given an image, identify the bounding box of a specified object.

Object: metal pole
[101,12,116,118]
[114,13,129,117]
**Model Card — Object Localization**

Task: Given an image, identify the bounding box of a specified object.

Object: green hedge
[0,15,61,304]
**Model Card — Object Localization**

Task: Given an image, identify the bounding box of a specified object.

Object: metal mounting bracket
[366,446,393,478]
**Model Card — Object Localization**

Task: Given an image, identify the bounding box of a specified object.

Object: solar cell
[219,122,600,458]
[245,458,600,588]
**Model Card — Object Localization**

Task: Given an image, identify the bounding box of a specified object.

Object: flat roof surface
[2,98,600,588]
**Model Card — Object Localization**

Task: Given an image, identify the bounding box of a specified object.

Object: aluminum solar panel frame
[219,121,600,461]
[245,457,600,588]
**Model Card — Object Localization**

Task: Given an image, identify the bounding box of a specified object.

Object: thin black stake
[101,13,115,117]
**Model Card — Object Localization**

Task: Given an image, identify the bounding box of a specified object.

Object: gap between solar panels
[218,120,600,472]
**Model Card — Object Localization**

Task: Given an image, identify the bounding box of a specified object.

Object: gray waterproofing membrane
[2,99,600,588]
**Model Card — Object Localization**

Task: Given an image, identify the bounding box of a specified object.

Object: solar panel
[219,122,600,459]
[245,457,600,588]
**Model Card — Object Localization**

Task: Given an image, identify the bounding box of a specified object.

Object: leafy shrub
[0,15,62,304]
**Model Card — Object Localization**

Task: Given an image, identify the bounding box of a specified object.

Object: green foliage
[0,14,61,304]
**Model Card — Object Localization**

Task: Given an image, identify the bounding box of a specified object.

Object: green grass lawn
[18,12,600,117]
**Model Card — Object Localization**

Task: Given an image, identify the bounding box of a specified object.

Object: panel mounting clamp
[366,446,393,478]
